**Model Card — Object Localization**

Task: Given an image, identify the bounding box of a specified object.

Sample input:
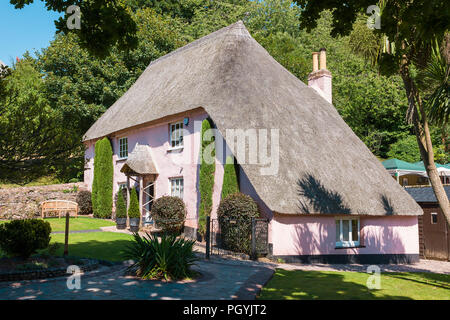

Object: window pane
[336,220,340,242]
[342,220,349,241]
[352,219,358,241]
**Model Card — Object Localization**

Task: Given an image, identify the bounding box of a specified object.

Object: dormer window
[169,121,183,149]
[119,137,128,159]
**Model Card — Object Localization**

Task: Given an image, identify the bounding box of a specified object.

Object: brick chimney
[308,48,332,104]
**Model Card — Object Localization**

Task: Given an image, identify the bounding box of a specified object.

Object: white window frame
[170,177,184,199]
[169,121,184,149]
[335,217,360,248]
[431,212,438,224]
[118,137,128,159]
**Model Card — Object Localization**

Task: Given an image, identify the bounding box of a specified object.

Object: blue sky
[0,1,62,65]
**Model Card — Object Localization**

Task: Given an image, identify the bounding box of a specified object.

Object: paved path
[0,258,274,300]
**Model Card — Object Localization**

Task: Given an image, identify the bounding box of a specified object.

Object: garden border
[0,258,99,282]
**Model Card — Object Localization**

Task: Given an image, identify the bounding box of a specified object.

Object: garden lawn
[259,269,450,300]
[0,217,115,232]
[46,232,134,262]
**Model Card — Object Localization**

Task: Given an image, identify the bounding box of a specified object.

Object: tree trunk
[400,61,450,225]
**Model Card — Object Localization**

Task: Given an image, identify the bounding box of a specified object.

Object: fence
[206,216,269,260]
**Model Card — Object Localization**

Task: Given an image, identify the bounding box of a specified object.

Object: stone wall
[0,183,87,220]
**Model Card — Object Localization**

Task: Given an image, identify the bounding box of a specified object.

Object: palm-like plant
[123,232,198,281]
[419,38,450,126]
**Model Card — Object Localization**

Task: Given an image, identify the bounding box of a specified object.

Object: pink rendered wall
[84,110,208,230]
[270,215,419,256]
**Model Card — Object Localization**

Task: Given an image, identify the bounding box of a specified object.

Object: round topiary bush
[151,196,186,235]
[0,219,51,259]
[217,192,259,254]
[76,190,93,215]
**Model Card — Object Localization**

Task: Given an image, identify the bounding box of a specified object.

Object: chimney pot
[319,48,327,70]
[312,52,319,72]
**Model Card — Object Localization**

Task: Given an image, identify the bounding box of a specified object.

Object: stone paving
[0,257,274,300]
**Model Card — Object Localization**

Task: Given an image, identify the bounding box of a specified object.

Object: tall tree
[10,0,138,57]
[0,58,79,183]
[295,0,450,223]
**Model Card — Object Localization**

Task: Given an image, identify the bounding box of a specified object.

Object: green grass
[0,217,115,232]
[44,217,115,232]
[259,269,450,300]
[0,176,63,189]
[47,232,134,262]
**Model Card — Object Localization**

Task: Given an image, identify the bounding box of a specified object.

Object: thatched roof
[84,21,422,216]
[120,143,158,176]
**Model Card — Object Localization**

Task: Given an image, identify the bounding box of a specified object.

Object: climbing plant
[221,156,239,199]
[198,118,215,238]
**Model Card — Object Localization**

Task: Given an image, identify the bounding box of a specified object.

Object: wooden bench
[40,200,78,219]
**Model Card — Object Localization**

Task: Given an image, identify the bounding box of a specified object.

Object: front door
[143,179,155,225]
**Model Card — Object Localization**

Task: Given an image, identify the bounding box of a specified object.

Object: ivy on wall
[221,156,239,200]
[198,118,216,238]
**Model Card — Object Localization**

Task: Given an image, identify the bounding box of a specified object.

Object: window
[431,212,438,224]
[119,137,128,159]
[336,218,360,248]
[169,122,183,149]
[170,178,184,199]
[118,183,127,190]
[402,178,408,186]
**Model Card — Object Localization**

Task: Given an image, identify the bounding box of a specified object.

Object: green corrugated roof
[413,161,447,169]
[382,159,425,171]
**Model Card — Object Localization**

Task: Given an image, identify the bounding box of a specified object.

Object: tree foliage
[92,137,113,218]
[115,187,127,219]
[10,0,138,57]
[128,187,140,219]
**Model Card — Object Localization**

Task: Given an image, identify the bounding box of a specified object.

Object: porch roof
[120,143,158,176]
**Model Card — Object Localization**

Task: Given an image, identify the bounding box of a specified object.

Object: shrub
[76,190,93,215]
[124,232,197,280]
[198,118,216,237]
[221,156,239,199]
[128,188,140,219]
[151,196,186,234]
[115,187,127,219]
[92,138,113,218]
[0,219,51,259]
[217,193,259,254]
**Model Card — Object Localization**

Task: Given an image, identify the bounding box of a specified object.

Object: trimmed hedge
[92,138,113,218]
[152,196,186,234]
[128,188,140,219]
[217,193,259,254]
[0,219,51,259]
[221,156,239,199]
[76,190,93,215]
[115,187,127,219]
[198,118,216,238]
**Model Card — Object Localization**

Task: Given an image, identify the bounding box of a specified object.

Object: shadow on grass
[386,272,450,290]
[260,270,413,300]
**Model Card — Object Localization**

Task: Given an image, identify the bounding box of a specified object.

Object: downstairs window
[335,218,360,248]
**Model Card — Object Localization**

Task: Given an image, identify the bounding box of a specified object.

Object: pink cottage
[83,22,422,264]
